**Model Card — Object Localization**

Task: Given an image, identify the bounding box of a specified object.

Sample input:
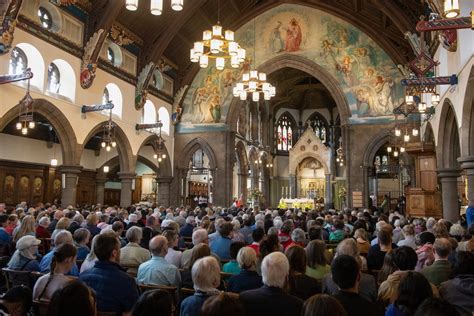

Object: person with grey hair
[397,224,416,249]
[322,238,377,303]
[36,216,51,239]
[137,236,181,288]
[73,228,91,260]
[209,218,225,243]
[181,228,209,268]
[120,226,151,274]
[180,216,196,238]
[286,228,306,248]
[39,230,79,276]
[7,235,41,271]
[180,256,221,316]
[240,252,303,315]
[68,214,84,235]
[392,219,403,244]
[126,213,139,230]
[421,238,453,286]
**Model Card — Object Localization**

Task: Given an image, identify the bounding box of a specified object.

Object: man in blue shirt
[39,230,79,276]
[80,231,139,314]
[137,235,181,287]
[210,221,234,260]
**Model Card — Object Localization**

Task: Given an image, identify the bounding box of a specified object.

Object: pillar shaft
[157,177,173,207]
[289,175,296,199]
[459,156,474,202]
[325,173,333,209]
[118,172,136,207]
[438,168,461,222]
[95,177,107,206]
[59,165,82,208]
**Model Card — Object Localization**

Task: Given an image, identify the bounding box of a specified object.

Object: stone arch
[0,98,78,165]
[177,138,217,170]
[136,134,172,177]
[227,54,351,131]
[362,130,391,168]
[291,152,330,176]
[80,122,135,172]
[424,121,435,144]
[460,65,474,157]
[235,141,249,172]
[437,99,461,169]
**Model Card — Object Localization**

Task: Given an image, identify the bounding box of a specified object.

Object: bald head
[149,235,168,257]
[434,238,451,259]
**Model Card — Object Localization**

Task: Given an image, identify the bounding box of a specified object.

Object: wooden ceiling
[87,0,424,86]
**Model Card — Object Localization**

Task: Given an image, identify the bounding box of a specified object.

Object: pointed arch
[80,122,135,172]
[227,54,351,130]
[0,98,78,165]
[461,65,474,157]
[136,134,172,177]
[177,138,217,170]
[275,111,297,152]
[437,99,461,169]
[235,141,249,173]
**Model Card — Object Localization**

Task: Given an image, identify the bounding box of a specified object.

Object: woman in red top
[36,216,51,239]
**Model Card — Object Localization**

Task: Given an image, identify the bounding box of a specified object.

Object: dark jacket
[440,275,474,316]
[288,273,321,300]
[227,269,263,293]
[421,259,452,286]
[334,291,381,316]
[79,260,139,313]
[180,292,215,316]
[367,243,398,270]
[323,272,377,303]
[240,285,303,316]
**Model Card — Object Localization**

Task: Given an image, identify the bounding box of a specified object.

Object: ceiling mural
[179,3,404,131]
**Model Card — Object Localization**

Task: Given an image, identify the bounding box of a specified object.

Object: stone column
[95,175,107,206]
[156,176,173,207]
[118,172,136,207]
[459,156,474,202]
[325,173,333,209]
[289,175,297,198]
[437,168,461,222]
[238,173,248,202]
[59,165,82,208]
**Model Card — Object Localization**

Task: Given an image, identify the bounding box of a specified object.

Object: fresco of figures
[180,3,404,128]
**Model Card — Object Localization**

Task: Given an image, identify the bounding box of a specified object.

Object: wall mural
[179,4,404,132]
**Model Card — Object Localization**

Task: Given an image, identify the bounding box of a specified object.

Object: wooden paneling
[417,156,437,191]
[407,188,442,218]
[76,170,97,206]
[132,176,142,204]
[0,160,60,206]
[104,189,120,206]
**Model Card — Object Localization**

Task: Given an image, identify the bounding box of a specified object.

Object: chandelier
[336,141,344,167]
[233,19,275,102]
[101,116,116,153]
[125,0,183,15]
[16,79,35,135]
[190,0,245,70]
[153,122,167,163]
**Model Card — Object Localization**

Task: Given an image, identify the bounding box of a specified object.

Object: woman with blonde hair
[85,213,100,237]
[354,228,370,255]
[13,215,36,243]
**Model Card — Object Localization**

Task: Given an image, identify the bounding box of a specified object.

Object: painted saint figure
[270,21,285,54]
[284,18,302,52]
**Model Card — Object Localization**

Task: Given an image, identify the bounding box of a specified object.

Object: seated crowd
[0,201,472,316]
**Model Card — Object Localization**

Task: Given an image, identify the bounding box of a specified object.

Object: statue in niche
[3,175,14,199]
[33,178,42,196]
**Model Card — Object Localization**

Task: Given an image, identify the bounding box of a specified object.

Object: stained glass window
[307,113,328,144]
[107,47,115,64]
[276,114,295,152]
[9,47,27,75]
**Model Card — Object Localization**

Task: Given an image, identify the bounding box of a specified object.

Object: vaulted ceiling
[84,0,426,87]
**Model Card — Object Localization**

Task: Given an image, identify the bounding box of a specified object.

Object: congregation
[0,202,470,316]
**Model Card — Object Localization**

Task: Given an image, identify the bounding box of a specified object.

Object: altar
[278,198,324,210]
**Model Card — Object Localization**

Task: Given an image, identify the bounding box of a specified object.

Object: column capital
[156,176,173,184]
[117,172,136,180]
[96,176,108,184]
[437,168,461,179]
[458,156,474,171]
[58,165,83,174]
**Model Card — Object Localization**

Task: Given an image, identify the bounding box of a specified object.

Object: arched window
[306,113,328,144]
[107,47,115,64]
[158,107,170,135]
[38,7,52,30]
[47,62,60,93]
[9,47,28,75]
[102,88,110,105]
[275,114,294,152]
[143,100,157,124]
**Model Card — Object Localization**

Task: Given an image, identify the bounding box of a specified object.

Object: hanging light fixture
[190,0,246,70]
[412,128,419,137]
[233,18,276,101]
[444,0,460,18]
[387,146,392,153]
[394,127,401,137]
[431,93,440,106]
[103,165,110,173]
[125,0,184,14]
[50,129,58,166]
[17,79,35,136]
[404,134,410,142]
[101,112,116,153]
[400,146,406,153]
[393,150,399,157]
[405,95,414,105]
